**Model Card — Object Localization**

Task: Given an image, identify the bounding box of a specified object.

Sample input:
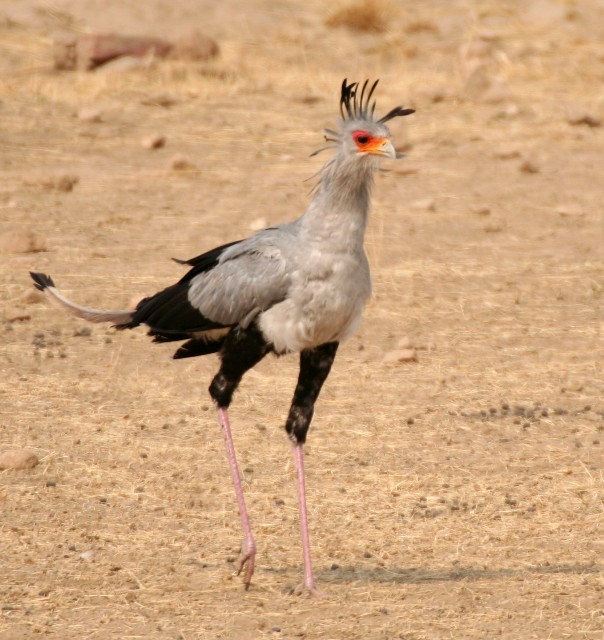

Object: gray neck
[299,155,377,251]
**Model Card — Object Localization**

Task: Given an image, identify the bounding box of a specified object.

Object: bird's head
[312,79,415,164]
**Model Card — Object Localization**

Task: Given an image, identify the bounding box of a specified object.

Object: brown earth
[1,1,603,638]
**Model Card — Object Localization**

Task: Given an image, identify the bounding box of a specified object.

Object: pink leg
[293,442,319,594]
[216,407,256,588]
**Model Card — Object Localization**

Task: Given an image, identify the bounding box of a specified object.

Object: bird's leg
[285,342,339,595]
[209,324,272,589]
[215,406,256,587]
[292,440,316,593]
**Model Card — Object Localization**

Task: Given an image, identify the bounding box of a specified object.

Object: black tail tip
[30,272,55,291]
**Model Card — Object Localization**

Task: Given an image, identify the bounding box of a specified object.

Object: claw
[293,581,324,598]
[236,538,256,589]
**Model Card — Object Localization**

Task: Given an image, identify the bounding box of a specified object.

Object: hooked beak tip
[378,139,396,159]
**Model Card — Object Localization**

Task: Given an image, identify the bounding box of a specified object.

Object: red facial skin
[352,130,389,155]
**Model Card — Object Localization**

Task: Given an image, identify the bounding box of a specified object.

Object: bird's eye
[354,132,371,145]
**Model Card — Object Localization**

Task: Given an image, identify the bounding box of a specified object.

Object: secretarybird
[30,79,414,593]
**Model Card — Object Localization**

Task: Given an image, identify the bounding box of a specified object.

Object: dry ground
[1,1,603,638]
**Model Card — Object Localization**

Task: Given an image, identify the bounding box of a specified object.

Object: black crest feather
[340,78,415,123]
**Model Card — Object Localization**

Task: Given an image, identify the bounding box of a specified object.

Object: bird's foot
[236,538,256,589]
[291,580,324,598]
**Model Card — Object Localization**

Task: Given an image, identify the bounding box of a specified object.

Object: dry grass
[1,1,603,639]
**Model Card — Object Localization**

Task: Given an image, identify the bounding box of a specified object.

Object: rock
[77,107,102,123]
[556,204,585,218]
[0,230,47,254]
[519,158,539,174]
[140,93,179,108]
[470,205,491,216]
[411,198,436,212]
[169,154,198,171]
[566,108,601,128]
[493,147,521,160]
[54,175,79,192]
[96,55,154,73]
[382,349,418,364]
[141,134,166,150]
[54,30,218,71]
[4,308,30,323]
[24,175,79,192]
[0,449,39,470]
[75,33,173,71]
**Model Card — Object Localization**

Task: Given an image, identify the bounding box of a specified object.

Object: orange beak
[363,137,396,159]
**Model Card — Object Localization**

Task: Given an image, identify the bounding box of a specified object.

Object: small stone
[0,230,47,254]
[54,175,79,192]
[566,108,601,128]
[77,107,102,123]
[141,134,166,150]
[169,154,198,171]
[74,33,172,71]
[382,349,418,364]
[140,92,179,107]
[519,159,539,174]
[493,147,521,160]
[79,549,95,561]
[556,204,585,218]
[470,205,491,216]
[411,198,436,212]
[96,56,152,73]
[4,308,31,323]
[0,449,39,470]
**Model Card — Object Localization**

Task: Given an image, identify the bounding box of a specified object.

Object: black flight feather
[117,241,241,336]
[173,337,225,359]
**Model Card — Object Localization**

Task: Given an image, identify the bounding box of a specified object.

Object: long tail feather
[30,272,134,325]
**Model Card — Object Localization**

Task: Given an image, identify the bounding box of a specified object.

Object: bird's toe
[236,540,256,589]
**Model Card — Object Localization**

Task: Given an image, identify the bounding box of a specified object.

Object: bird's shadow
[314,562,600,585]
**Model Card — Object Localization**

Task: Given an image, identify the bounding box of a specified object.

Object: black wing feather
[174,240,242,282]
[118,241,240,337]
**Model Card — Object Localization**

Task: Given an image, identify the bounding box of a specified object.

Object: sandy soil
[1,1,603,638]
